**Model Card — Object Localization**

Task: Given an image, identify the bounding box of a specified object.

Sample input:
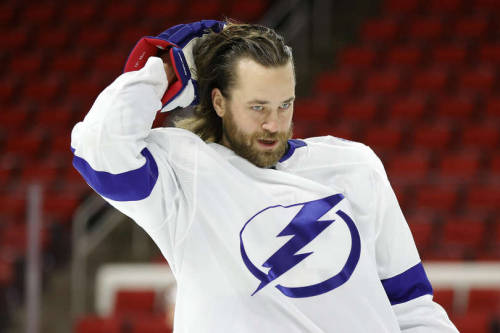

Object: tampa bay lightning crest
[239,194,361,298]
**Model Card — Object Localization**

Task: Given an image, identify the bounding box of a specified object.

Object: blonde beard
[222,111,293,168]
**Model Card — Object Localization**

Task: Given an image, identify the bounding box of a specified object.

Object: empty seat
[488,154,500,178]
[360,18,400,44]
[432,288,454,314]
[432,44,468,66]
[461,123,499,150]
[74,316,121,333]
[473,0,500,11]
[315,70,357,97]
[77,25,113,49]
[229,0,269,22]
[43,190,81,221]
[435,94,476,121]
[426,0,463,13]
[0,223,49,254]
[339,97,379,122]
[131,316,172,333]
[0,104,30,134]
[362,124,403,152]
[384,0,421,14]
[103,2,137,22]
[451,312,489,333]
[93,51,127,76]
[452,16,490,41]
[3,129,45,156]
[21,3,57,25]
[387,150,431,185]
[19,160,60,188]
[406,212,437,250]
[388,93,428,121]
[144,0,181,20]
[114,290,157,316]
[466,184,500,212]
[485,96,500,118]
[363,69,402,95]
[50,52,88,75]
[23,74,63,103]
[385,44,423,67]
[437,151,481,181]
[338,46,378,69]
[67,75,105,103]
[9,53,45,76]
[415,184,459,213]
[412,122,453,151]
[62,2,98,24]
[1,28,29,50]
[37,26,72,50]
[479,43,500,65]
[407,17,445,41]
[458,66,496,94]
[411,67,450,93]
[442,215,487,248]
[293,98,332,122]
[467,288,500,313]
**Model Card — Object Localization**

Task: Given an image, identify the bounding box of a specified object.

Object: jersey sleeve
[366,147,458,332]
[70,57,194,258]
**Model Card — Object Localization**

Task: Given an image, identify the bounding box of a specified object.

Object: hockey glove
[124,20,224,112]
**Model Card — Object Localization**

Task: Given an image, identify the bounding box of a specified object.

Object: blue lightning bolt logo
[240,193,361,298]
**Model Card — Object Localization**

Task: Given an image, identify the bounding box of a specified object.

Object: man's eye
[251,105,264,111]
[280,102,291,110]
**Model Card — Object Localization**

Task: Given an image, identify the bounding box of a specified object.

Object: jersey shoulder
[298,135,386,176]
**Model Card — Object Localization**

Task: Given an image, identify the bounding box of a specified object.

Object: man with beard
[71,20,457,332]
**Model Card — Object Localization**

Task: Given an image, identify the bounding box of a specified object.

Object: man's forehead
[232,58,295,98]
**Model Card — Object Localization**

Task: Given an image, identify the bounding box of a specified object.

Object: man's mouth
[257,139,278,148]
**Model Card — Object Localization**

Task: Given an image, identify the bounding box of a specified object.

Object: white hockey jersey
[71,57,458,332]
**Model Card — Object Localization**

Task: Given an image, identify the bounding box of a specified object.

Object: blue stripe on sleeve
[381,262,433,305]
[71,147,159,202]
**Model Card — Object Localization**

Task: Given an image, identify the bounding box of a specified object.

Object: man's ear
[212,88,226,118]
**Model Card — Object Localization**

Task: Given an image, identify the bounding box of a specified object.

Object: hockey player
[71,20,458,332]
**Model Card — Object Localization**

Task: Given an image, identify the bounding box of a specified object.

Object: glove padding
[124,20,224,112]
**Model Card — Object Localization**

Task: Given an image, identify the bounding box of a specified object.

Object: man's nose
[262,110,279,133]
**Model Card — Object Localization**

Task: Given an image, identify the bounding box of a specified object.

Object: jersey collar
[279,139,307,163]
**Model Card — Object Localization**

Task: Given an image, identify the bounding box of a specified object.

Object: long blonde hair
[174,21,293,142]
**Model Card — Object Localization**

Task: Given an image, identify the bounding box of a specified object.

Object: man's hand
[124,20,224,112]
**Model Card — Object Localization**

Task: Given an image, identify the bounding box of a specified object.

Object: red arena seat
[407,17,445,41]
[338,46,378,69]
[385,44,423,67]
[229,0,270,22]
[479,43,500,65]
[432,44,468,66]
[315,70,357,97]
[114,290,157,316]
[415,184,459,213]
[436,151,481,182]
[387,150,431,185]
[411,67,450,94]
[458,66,496,94]
[441,215,487,248]
[467,288,500,313]
[412,122,453,151]
[74,316,121,333]
[388,93,428,122]
[363,69,402,95]
[360,18,400,44]
[339,95,380,122]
